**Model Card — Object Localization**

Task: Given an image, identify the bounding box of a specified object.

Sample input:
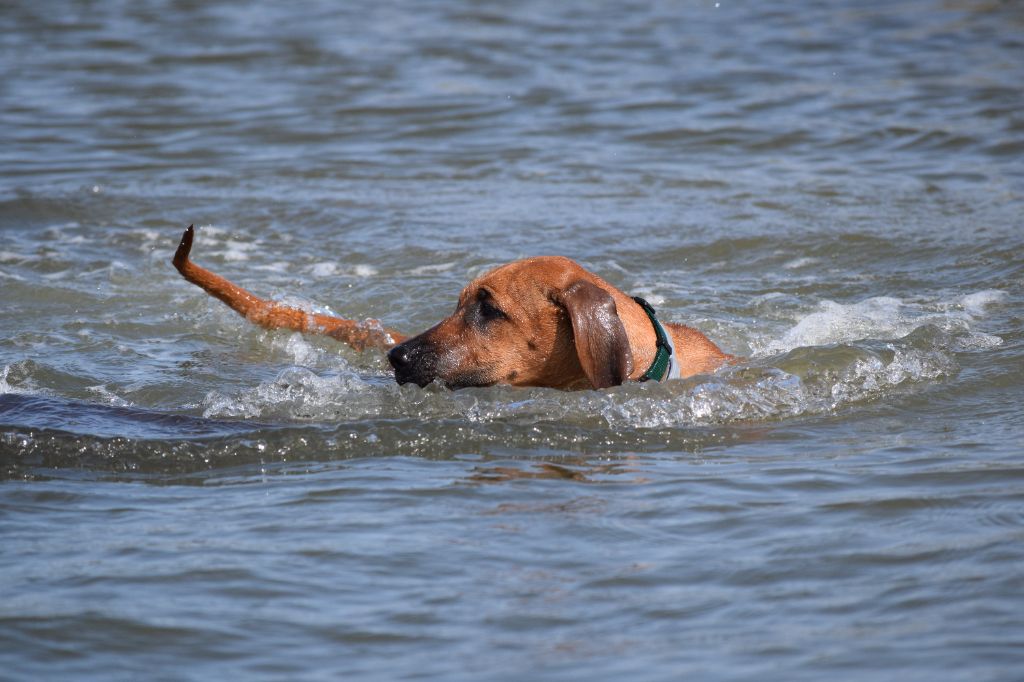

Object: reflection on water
[470,460,639,485]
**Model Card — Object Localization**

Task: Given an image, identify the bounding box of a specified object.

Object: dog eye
[479,299,507,321]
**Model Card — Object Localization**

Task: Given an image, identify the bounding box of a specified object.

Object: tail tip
[172,224,195,270]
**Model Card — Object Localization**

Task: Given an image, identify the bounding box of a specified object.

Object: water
[2,0,1023,679]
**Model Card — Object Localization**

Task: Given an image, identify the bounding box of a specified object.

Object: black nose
[388,344,410,369]
[387,338,437,386]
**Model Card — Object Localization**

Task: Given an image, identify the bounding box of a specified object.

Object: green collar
[632,296,675,382]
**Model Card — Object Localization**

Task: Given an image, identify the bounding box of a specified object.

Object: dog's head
[387,257,635,390]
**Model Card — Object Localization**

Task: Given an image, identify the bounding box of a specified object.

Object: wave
[754,290,1006,355]
[4,289,1005,429]
[184,287,1002,428]
[2,288,1004,477]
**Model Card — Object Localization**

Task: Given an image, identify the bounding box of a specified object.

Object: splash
[191,328,962,430]
[0,365,15,395]
[755,291,1004,355]
[955,289,1007,317]
[202,366,378,420]
[188,288,1005,429]
[0,363,38,397]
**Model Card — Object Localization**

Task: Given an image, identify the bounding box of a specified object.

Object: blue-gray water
[2,1,1023,680]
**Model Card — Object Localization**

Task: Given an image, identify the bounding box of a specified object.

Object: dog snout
[388,337,438,387]
[387,344,411,369]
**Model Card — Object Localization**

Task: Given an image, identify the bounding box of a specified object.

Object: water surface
[2,1,1023,680]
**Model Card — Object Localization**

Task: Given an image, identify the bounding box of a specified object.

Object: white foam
[222,240,256,262]
[307,262,378,278]
[409,262,455,275]
[628,288,666,306]
[763,297,903,353]
[201,366,373,420]
[783,257,819,270]
[951,332,1004,351]
[280,333,323,367]
[353,264,378,277]
[0,364,37,396]
[758,291,1006,355]
[826,346,957,409]
[592,342,958,429]
[197,224,226,237]
[310,262,338,277]
[0,366,14,395]
[86,384,132,407]
[265,330,358,368]
[253,261,290,273]
[957,289,1007,316]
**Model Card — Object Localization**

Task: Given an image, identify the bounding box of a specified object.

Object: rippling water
[2,1,1023,679]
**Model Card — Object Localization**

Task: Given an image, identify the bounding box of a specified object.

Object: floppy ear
[556,280,634,389]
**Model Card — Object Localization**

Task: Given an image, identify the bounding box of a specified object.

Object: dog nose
[387,337,438,386]
[388,344,410,369]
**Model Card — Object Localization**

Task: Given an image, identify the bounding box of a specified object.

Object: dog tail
[171,225,404,350]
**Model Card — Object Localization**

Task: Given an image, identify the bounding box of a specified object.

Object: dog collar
[632,296,680,382]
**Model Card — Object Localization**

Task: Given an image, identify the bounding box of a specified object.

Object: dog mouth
[388,338,494,390]
[390,361,438,388]
[441,373,495,390]
[392,366,495,390]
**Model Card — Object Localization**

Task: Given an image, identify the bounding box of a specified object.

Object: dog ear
[556,281,634,389]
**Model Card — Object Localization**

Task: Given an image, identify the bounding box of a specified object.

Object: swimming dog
[172,226,730,389]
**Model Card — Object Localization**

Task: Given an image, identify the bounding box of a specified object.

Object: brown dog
[172,226,730,389]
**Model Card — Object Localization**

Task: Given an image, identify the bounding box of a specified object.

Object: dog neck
[630,296,680,382]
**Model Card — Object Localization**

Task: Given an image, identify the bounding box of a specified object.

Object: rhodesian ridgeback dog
[172,226,731,389]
